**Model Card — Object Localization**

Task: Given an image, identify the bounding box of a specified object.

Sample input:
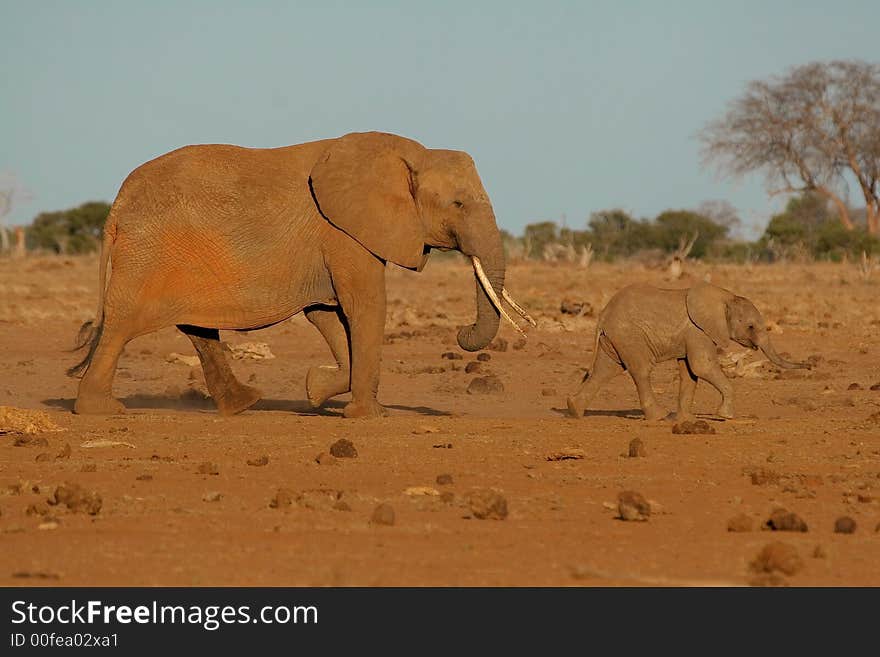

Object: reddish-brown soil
[1,255,879,586]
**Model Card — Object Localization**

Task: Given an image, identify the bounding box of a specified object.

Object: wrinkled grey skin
[566,282,809,421]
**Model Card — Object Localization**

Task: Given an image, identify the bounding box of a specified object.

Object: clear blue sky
[1,1,877,238]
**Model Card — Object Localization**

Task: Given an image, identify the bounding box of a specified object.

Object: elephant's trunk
[455,211,506,352]
[755,332,809,370]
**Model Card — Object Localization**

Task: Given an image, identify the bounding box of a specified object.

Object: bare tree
[701,60,880,234]
[0,172,32,253]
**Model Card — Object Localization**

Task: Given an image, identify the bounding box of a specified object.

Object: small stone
[315,452,338,465]
[834,516,856,534]
[247,455,269,467]
[436,473,454,486]
[476,353,491,362]
[467,489,508,520]
[441,352,463,360]
[848,382,863,390]
[627,438,647,458]
[464,361,484,374]
[870,383,880,391]
[617,490,650,521]
[750,542,803,576]
[50,483,102,515]
[202,491,222,503]
[764,507,808,532]
[560,299,593,316]
[727,513,753,532]
[466,375,504,395]
[546,448,586,461]
[541,388,556,397]
[269,488,294,509]
[196,462,219,475]
[80,463,97,473]
[672,420,716,435]
[13,435,49,448]
[404,486,440,496]
[135,474,153,481]
[329,439,357,458]
[749,467,780,486]
[371,503,395,526]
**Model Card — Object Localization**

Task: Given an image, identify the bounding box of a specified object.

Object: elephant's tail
[67,207,118,377]
[582,322,603,382]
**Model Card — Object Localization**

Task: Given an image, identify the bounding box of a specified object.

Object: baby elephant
[566,282,808,421]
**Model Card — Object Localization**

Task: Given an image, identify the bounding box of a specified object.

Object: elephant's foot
[73,394,126,416]
[716,403,734,420]
[306,365,350,408]
[215,384,262,416]
[566,397,584,419]
[642,405,668,422]
[343,399,388,418]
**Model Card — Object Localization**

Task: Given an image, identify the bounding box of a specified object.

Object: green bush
[26,201,110,254]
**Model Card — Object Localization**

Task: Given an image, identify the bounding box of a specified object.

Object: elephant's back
[600,284,688,335]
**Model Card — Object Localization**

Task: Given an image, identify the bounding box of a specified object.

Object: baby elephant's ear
[686,283,737,348]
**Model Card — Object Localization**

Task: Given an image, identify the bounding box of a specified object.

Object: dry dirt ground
[1,255,879,586]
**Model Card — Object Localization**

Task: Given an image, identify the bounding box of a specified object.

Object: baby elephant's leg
[628,363,666,421]
[566,349,623,418]
[688,347,735,419]
[674,358,698,422]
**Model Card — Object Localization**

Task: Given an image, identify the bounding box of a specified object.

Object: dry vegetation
[1,254,879,586]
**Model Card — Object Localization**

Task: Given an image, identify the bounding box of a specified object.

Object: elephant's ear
[686,283,736,348]
[309,132,426,269]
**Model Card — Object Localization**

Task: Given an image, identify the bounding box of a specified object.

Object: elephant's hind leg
[673,358,698,422]
[73,318,130,415]
[566,349,623,418]
[179,325,261,416]
[304,306,351,408]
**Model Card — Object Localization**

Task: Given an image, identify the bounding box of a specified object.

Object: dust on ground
[1,255,879,586]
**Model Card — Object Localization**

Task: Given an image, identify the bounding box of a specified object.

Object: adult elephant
[68,131,533,418]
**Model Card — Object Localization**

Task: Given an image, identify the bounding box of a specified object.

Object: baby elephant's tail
[581,322,604,382]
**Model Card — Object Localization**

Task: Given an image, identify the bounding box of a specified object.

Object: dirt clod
[834,516,856,534]
[13,435,48,447]
[672,420,716,435]
[315,452,338,465]
[764,508,808,532]
[476,353,491,362]
[196,462,219,475]
[202,491,222,503]
[727,513,753,532]
[80,463,97,473]
[617,490,651,521]
[560,299,593,316]
[750,542,803,576]
[329,439,357,458]
[247,455,269,467]
[269,488,294,509]
[467,489,509,520]
[848,382,863,390]
[371,503,395,526]
[136,474,153,481]
[436,473,454,486]
[50,483,102,515]
[748,467,780,486]
[465,361,484,374]
[467,375,504,395]
[628,438,647,458]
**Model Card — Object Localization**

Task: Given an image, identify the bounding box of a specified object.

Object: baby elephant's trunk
[755,332,809,370]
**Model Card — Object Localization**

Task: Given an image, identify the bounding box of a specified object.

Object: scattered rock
[546,448,586,461]
[202,491,222,503]
[748,467,780,486]
[476,353,491,362]
[166,352,201,368]
[135,474,153,481]
[329,439,357,458]
[436,473,454,486]
[196,462,219,475]
[13,435,48,447]
[834,516,856,534]
[269,488,294,509]
[467,375,504,395]
[672,420,716,435]
[26,502,50,516]
[467,489,508,520]
[848,383,863,390]
[247,455,269,467]
[404,486,440,496]
[627,438,647,458]
[464,361,484,374]
[49,483,102,515]
[617,490,650,521]
[764,507,808,532]
[560,299,594,316]
[0,406,63,435]
[541,388,556,397]
[315,452,338,466]
[727,513,753,532]
[432,443,453,449]
[229,342,275,360]
[80,463,97,473]
[80,439,136,449]
[440,352,463,360]
[750,542,803,576]
[870,383,880,391]
[487,337,508,352]
[371,503,395,526]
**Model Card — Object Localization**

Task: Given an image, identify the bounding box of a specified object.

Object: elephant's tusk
[471,257,526,337]
[502,288,537,327]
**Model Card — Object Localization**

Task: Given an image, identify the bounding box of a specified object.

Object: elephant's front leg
[304,306,351,408]
[333,254,388,418]
[673,358,698,422]
[178,325,262,416]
